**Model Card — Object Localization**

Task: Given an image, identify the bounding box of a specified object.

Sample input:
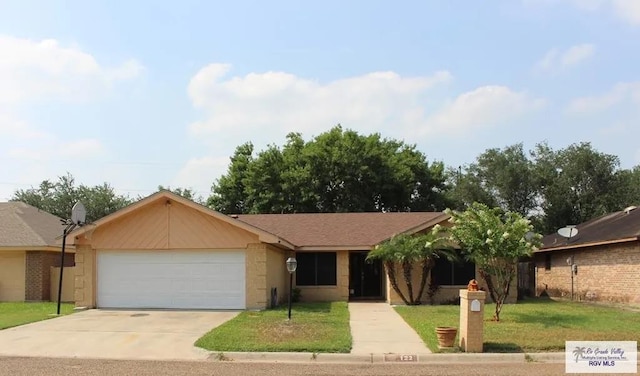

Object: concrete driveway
[0,309,238,360]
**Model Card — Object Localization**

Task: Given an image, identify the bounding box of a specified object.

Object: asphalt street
[0,357,594,376]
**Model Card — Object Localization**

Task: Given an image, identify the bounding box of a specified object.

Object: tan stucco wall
[245,243,268,309]
[534,243,640,304]
[50,266,75,302]
[265,245,288,307]
[386,263,518,305]
[88,200,259,250]
[73,199,277,309]
[296,250,349,302]
[74,244,96,308]
[386,262,428,305]
[0,251,26,301]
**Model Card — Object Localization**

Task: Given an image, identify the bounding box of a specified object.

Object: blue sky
[1,0,639,201]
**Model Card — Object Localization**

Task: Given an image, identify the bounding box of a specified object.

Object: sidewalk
[348,302,431,355]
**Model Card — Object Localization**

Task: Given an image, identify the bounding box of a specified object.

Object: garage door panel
[97,250,245,309]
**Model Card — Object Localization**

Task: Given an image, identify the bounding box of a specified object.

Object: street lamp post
[57,202,86,315]
[286,257,297,320]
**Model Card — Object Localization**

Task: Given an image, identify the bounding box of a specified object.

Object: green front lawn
[0,302,75,330]
[395,298,640,353]
[195,302,351,353]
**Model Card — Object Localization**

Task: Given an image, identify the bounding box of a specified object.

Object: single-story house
[0,202,74,301]
[67,190,498,310]
[533,206,640,304]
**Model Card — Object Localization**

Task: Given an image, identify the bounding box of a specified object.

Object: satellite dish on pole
[71,202,87,225]
[557,225,578,239]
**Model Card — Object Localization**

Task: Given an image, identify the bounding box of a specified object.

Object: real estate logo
[566,341,637,374]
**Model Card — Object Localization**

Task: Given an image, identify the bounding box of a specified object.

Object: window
[431,257,476,286]
[544,253,551,270]
[295,252,337,286]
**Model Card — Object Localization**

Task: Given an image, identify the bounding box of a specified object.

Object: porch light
[286,257,298,273]
[286,257,297,320]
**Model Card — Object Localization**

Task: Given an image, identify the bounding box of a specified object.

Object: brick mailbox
[459,288,486,352]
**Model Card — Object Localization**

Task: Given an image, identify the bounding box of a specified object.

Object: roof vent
[230,214,239,219]
[623,206,637,214]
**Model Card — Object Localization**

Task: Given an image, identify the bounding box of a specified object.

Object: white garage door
[97,250,245,309]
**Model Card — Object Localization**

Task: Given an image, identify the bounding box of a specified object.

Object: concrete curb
[525,352,565,363]
[207,351,568,364]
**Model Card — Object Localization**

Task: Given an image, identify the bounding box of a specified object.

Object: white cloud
[188,63,544,144]
[8,138,105,161]
[182,64,544,194]
[611,0,640,25]
[105,59,145,82]
[578,0,640,25]
[188,64,453,138]
[524,0,640,25]
[0,35,144,201]
[0,35,143,103]
[567,81,640,113]
[560,44,596,66]
[0,111,49,140]
[422,86,545,135]
[535,44,595,72]
[172,156,229,195]
[536,49,559,71]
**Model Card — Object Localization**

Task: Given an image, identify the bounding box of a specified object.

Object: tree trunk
[416,258,434,305]
[494,269,515,322]
[385,261,410,305]
[402,260,415,304]
[479,269,501,321]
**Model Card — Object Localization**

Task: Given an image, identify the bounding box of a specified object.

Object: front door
[349,252,383,299]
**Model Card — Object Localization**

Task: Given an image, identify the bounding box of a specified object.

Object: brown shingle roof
[236,212,448,248]
[0,202,63,247]
[539,206,640,251]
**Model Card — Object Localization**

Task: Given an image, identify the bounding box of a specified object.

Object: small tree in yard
[445,203,542,322]
[367,228,457,305]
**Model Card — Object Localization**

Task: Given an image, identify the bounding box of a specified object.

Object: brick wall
[25,251,74,301]
[534,242,640,304]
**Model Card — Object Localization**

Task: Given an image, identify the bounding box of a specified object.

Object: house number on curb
[385,354,418,362]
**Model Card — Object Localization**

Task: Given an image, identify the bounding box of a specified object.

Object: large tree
[448,141,636,234]
[207,142,254,214]
[446,143,538,217]
[445,203,542,321]
[12,173,132,222]
[208,126,449,213]
[612,166,640,210]
[532,142,621,233]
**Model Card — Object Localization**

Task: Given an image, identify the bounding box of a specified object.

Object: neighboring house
[67,190,488,310]
[0,202,74,301]
[533,206,640,304]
